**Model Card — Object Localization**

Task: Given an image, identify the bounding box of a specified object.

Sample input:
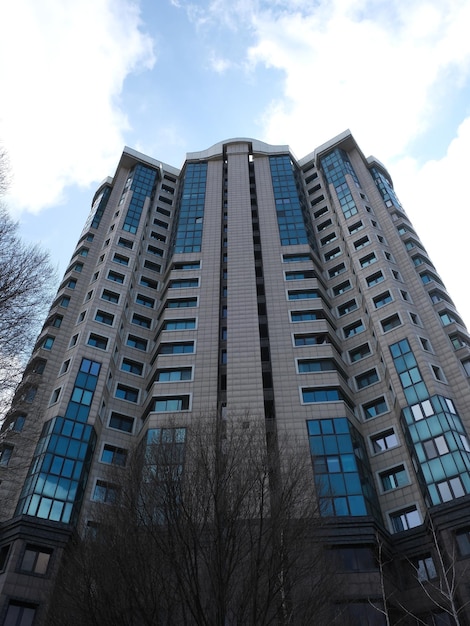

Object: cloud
[0,0,155,213]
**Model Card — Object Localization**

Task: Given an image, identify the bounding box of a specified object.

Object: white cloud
[0,0,155,213]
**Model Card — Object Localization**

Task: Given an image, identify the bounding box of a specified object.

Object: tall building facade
[2,132,470,623]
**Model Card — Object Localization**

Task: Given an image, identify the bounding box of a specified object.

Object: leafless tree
[0,150,56,422]
[48,417,338,626]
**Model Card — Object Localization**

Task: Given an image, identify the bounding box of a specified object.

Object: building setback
[1,132,470,623]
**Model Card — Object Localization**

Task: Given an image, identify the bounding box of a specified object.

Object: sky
[1,0,470,325]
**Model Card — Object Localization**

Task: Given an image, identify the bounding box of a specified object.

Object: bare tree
[0,156,56,421]
[48,417,337,626]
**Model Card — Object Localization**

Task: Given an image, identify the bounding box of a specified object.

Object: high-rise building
[2,131,470,624]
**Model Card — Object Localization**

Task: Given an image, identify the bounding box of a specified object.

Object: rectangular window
[354,236,370,250]
[328,263,346,278]
[159,342,195,355]
[373,291,392,308]
[363,396,388,419]
[126,335,148,351]
[343,320,365,338]
[113,254,129,266]
[414,555,437,581]
[136,294,155,308]
[436,476,465,502]
[337,300,357,316]
[121,358,144,375]
[294,333,329,346]
[144,260,161,273]
[66,278,77,289]
[287,289,319,301]
[332,280,351,296]
[359,253,376,268]
[366,271,384,287]
[107,271,124,284]
[355,369,379,389]
[132,313,152,329]
[290,310,324,322]
[118,237,133,249]
[42,336,55,350]
[379,464,408,491]
[156,367,193,382]
[101,289,119,303]
[60,295,71,308]
[422,436,449,460]
[302,388,343,403]
[169,278,199,289]
[324,247,342,261]
[166,297,197,309]
[456,528,470,556]
[320,232,337,246]
[87,334,108,350]
[285,270,316,280]
[148,244,164,257]
[152,395,191,412]
[101,444,127,466]
[390,506,421,533]
[381,314,401,332]
[95,310,114,325]
[173,261,201,270]
[297,359,336,373]
[115,384,139,403]
[162,319,197,330]
[348,221,363,234]
[109,412,134,433]
[93,480,119,503]
[371,429,398,454]
[140,276,158,289]
[21,545,52,574]
[0,445,14,467]
[349,343,371,362]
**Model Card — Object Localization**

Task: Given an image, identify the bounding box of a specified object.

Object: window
[333,545,377,572]
[287,289,319,300]
[290,310,324,322]
[414,555,437,582]
[285,270,316,280]
[118,237,133,249]
[0,445,14,467]
[462,359,470,376]
[363,396,388,419]
[101,444,127,466]
[159,342,194,355]
[4,602,37,626]
[0,544,11,572]
[355,369,379,389]
[162,319,197,331]
[109,412,134,433]
[328,263,346,278]
[9,414,26,432]
[379,464,408,491]
[140,276,158,289]
[436,476,465,502]
[348,221,363,234]
[166,297,197,309]
[52,314,63,328]
[297,359,336,373]
[456,528,470,556]
[366,271,384,287]
[148,244,164,256]
[337,299,357,316]
[101,289,119,303]
[381,314,401,332]
[371,429,398,454]
[144,260,161,273]
[359,253,376,268]
[152,395,191,412]
[113,253,129,266]
[390,506,421,532]
[136,294,155,308]
[87,334,108,350]
[324,247,342,261]
[121,359,143,375]
[422,436,450,460]
[115,384,139,403]
[173,260,201,270]
[349,343,371,362]
[294,333,329,346]
[373,291,392,308]
[156,367,192,382]
[78,247,89,257]
[317,219,332,232]
[332,280,351,296]
[132,313,151,329]
[450,334,468,350]
[42,336,55,350]
[354,236,370,250]
[67,278,77,289]
[95,310,114,325]
[169,278,199,289]
[343,320,365,338]
[320,232,337,246]
[107,270,124,284]
[50,388,61,404]
[60,295,71,308]
[439,311,456,326]
[126,335,148,351]
[93,480,119,503]
[302,388,343,403]
[21,545,52,574]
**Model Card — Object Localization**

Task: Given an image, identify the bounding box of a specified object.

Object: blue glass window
[172,162,207,253]
[122,164,158,234]
[320,149,359,219]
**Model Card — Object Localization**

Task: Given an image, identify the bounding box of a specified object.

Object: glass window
[4,602,36,626]
[109,412,134,433]
[95,310,114,325]
[152,396,190,412]
[413,555,437,581]
[349,343,371,362]
[390,506,421,532]
[379,465,408,491]
[42,336,55,350]
[371,429,398,454]
[21,545,52,574]
[121,359,143,375]
[363,396,388,419]
[87,334,108,350]
[113,253,129,266]
[373,291,392,308]
[93,480,119,503]
[101,289,119,303]
[0,445,14,467]
[157,367,192,382]
[287,289,319,300]
[355,369,379,389]
[359,253,376,268]
[107,271,124,284]
[328,263,345,278]
[343,320,365,338]
[159,342,194,355]
[456,527,470,556]
[101,444,127,466]
[126,335,147,351]
[381,314,401,332]
[337,299,357,316]
[136,294,155,308]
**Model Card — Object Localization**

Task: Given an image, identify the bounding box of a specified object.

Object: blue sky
[2,0,470,323]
